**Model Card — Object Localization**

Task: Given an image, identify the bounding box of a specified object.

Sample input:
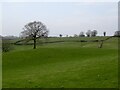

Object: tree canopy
[20,21,49,49]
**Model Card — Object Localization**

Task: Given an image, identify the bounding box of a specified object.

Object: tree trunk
[33,37,36,49]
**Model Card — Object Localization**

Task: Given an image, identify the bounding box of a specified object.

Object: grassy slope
[2,37,118,88]
[0,39,2,89]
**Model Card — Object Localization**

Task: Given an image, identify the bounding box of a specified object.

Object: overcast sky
[1,1,118,36]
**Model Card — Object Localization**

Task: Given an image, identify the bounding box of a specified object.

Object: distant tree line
[59,30,120,37]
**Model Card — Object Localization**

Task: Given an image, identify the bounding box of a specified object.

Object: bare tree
[74,34,78,37]
[86,30,91,37]
[91,30,97,37]
[79,31,85,37]
[20,21,49,49]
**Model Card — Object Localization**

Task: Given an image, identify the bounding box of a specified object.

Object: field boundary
[14,36,119,48]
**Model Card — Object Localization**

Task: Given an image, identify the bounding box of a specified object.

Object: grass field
[2,37,119,88]
[0,39,2,89]
[0,53,1,89]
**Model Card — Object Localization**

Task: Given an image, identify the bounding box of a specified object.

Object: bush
[2,39,13,52]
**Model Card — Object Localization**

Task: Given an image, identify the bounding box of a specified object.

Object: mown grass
[2,37,118,88]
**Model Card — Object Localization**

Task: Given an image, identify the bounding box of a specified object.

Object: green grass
[0,39,2,89]
[0,53,2,89]
[2,37,118,88]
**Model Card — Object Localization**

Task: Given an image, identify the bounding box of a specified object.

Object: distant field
[2,37,118,88]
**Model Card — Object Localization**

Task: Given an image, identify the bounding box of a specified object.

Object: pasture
[0,53,1,89]
[2,37,119,88]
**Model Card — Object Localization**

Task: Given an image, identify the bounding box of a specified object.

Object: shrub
[2,39,13,52]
